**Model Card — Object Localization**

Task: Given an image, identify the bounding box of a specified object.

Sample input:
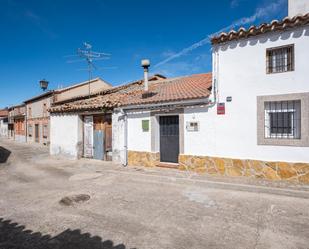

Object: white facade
[112,111,126,164]
[112,25,309,165]
[201,25,309,163]
[127,111,152,152]
[50,114,83,159]
[289,0,309,17]
[0,119,8,138]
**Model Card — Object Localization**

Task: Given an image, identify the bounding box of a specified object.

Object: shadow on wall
[0,147,11,163]
[0,218,132,249]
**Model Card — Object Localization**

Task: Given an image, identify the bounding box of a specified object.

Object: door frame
[150,109,184,164]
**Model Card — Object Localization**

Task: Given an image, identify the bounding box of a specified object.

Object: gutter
[120,97,211,111]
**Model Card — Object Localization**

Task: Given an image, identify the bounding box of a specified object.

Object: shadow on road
[0,147,11,163]
[0,218,131,249]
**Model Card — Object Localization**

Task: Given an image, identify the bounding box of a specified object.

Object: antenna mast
[77,42,110,98]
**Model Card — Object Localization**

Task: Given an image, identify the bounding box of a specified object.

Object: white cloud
[154,0,286,68]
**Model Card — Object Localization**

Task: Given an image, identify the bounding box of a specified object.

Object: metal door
[35,124,39,143]
[159,116,179,163]
[83,116,93,158]
[93,130,105,160]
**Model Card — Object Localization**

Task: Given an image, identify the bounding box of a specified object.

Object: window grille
[264,100,301,139]
[266,45,294,74]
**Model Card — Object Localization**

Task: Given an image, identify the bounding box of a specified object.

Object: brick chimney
[288,0,309,17]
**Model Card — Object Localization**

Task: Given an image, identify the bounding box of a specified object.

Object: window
[28,107,32,118]
[43,124,48,138]
[28,125,33,137]
[266,45,294,74]
[264,100,301,139]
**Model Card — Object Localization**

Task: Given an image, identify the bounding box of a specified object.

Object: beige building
[24,78,111,146]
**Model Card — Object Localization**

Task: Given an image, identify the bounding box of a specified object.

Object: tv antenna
[67,42,111,97]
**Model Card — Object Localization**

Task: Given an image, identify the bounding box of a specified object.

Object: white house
[113,1,309,183]
[49,0,309,184]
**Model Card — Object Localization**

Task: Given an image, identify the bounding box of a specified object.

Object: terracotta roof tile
[50,73,212,113]
[211,13,309,45]
[0,109,8,117]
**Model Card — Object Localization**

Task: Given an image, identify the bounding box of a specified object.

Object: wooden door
[159,116,179,163]
[83,116,93,158]
[93,116,105,160]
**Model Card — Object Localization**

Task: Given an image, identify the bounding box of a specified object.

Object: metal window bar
[266,45,294,73]
[264,100,301,139]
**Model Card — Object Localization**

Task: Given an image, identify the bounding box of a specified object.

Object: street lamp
[39,79,49,91]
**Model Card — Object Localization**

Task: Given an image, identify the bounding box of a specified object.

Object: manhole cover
[59,194,90,206]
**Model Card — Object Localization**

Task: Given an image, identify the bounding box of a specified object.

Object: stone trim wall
[128,151,160,167]
[179,154,309,183]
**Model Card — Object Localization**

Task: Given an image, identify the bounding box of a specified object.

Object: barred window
[266,45,294,74]
[264,100,301,139]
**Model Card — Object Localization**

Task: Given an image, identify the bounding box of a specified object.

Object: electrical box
[142,120,149,132]
[217,103,225,115]
[186,121,199,132]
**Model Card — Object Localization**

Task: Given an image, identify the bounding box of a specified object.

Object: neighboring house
[54,78,111,103]
[24,77,111,146]
[8,104,27,142]
[8,107,14,139]
[49,74,167,159]
[24,91,55,145]
[0,109,9,138]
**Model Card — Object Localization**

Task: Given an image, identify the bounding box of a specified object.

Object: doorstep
[156,162,179,169]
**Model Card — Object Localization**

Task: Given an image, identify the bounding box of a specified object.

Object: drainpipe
[208,46,219,107]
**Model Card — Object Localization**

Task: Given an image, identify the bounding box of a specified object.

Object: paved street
[0,138,309,249]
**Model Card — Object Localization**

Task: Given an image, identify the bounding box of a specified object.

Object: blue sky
[0,0,287,108]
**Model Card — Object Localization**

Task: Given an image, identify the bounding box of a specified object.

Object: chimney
[141,59,150,92]
[288,0,309,17]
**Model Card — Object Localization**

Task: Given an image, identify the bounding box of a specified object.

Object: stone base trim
[128,151,160,167]
[179,154,309,184]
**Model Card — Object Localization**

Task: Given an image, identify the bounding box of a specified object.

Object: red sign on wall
[217,103,225,115]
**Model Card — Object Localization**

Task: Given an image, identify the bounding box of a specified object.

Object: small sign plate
[217,103,225,115]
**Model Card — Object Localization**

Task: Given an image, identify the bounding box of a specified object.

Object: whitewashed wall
[0,119,8,138]
[190,26,309,163]
[112,111,126,164]
[289,0,309,17]
[127,111,151,152]
[50,114,83,159]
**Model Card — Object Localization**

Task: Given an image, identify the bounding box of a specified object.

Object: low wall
[128,151,160,167]
[179,154,309,183]
[127,150,309,183]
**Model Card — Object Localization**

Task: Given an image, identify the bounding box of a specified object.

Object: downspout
[208,46,219,107]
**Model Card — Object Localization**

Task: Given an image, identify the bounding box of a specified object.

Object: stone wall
[179,154,309,184]
[128,151,160,167]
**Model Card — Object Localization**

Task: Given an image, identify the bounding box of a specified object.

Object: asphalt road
[0,138,309,249]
